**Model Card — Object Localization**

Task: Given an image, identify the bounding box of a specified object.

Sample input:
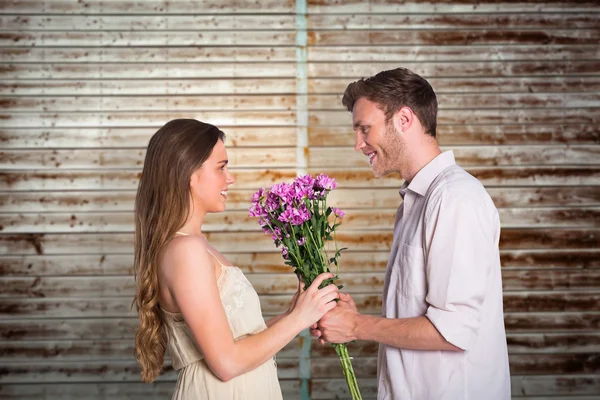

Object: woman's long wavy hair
[133,119,225,382]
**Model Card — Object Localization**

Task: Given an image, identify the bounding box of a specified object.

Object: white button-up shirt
[377,151,511,400]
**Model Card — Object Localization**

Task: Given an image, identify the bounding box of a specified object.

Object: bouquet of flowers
[249,173,362,400]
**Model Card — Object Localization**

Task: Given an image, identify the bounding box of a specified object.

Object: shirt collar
[399,150,456,198]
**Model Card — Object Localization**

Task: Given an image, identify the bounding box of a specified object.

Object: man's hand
[311,292,360,345]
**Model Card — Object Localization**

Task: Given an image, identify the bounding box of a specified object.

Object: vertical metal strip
[299,328,312,400]
[296,0,309,177]
[296,5,311,399]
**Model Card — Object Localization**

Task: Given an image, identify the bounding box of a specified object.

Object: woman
[133,119,338,399]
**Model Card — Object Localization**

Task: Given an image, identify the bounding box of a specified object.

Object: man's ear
[392,106,414,134]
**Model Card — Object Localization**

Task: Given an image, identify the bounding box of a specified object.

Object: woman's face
[190,139,235,214]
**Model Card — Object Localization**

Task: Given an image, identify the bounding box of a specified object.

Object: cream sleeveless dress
[159,232,283,399]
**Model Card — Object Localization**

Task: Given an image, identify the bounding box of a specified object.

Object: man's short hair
[342,68,438,138]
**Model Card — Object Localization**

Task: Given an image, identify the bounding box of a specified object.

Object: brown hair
[342,67,438,137]
[133,119,225,382]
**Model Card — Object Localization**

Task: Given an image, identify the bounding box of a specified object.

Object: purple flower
[252,188,265,204]
[271,227,282,241]
[271,182,294,205]
[294,174,316,200]
[282,247,289,259]
[297,237,306,246]
[278,203,311,226]
[265,191,281,212]
[333,207,345,218]
[293,184,314,202]
[315,174,338,191]
[249,202,268,218]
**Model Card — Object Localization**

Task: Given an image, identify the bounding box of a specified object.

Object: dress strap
[206,248,227,268]
[174,231,227,268]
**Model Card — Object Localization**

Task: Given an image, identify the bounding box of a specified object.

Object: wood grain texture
[2,187,599,213]
[2,1,599,398]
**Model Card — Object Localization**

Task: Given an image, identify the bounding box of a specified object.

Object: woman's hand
[289,272,339,329]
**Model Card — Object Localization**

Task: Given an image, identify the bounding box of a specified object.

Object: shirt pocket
[399,242,427,298]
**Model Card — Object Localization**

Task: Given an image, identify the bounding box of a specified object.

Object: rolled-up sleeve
[424,191,497,351]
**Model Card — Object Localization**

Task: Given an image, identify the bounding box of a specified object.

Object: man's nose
[354,131,365,152]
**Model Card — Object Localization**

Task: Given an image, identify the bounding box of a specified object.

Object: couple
[133,68,511,399]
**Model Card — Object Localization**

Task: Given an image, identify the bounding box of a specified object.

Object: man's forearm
[355,314,463,352]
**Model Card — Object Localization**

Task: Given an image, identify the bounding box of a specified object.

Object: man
[313,68,511,399]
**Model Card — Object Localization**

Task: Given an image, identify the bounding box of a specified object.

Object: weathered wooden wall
[1,1,599,399]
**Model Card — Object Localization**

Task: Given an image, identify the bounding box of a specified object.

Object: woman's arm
[163,236,336,381]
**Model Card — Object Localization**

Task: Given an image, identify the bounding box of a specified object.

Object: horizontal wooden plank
[511,375,600,397]
[3,167,600,191]
[306,13,600,30]
[309,76,600,95]
[0,377,599,399]
[0,95,297,112]
[0,79,298,97]
[308,61,600,78]
[0,148,297,169]
[316,167,600,187]
[0,336,306,362]
[0,375,600,400]
[2,268,600,299]
[309,125,600,146]
[3,45,598,63]
[5,77,600,97]
[0,108,600,130]
[312,333,600,357]
[2,187,600,214]
[4,93,600,112]
[3,249,598,277]
[501,269,600,290]
[1,228,598,255]
[2,0,295,14]
[3,125,599,149]
[500,229,600,250]
[0,111,297,127]
[306,1,600,13]
[307,29,600,46]
[3,311,599,342]
[4,61,599,80]
[0,317,141,340]
[0,63,297,79]
[3,146,599,170]
[311,353,600,378]
[4,14,599,31]
[310,93,600,110]
[2,207,598,234]
[310,108,600,126]
[0,31,296,47]
[505,312,600,332]
[0,169,299,191]
[0,231,393,255]
[0,15,296,30]
[4,29,600,47]
[0,126,298,148]
[3,376,597,400]
[0,358,299,383]
[306,146,600,168]
[312,375,600,399]
[308,44,600,62]
[1,291,598,318]
[0,359,176,383]
[0,381,178,399]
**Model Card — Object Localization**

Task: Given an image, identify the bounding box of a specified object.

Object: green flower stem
[334,343,362,400]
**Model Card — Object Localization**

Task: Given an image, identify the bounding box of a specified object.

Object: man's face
[352,97,403,178]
